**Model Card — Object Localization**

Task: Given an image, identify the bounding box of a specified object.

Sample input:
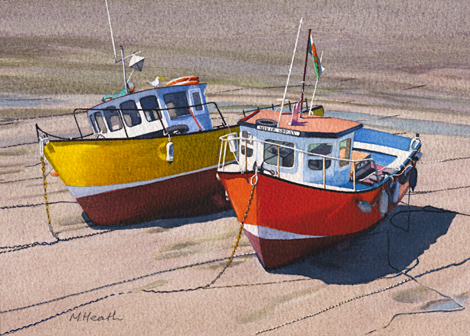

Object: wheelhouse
[234,110,362,188]
[219,107,420,192]
[87,83,213,139]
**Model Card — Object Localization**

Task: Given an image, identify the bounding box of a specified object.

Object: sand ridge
[1,1,470,335]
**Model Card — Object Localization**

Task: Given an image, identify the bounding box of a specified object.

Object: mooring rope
[0,252,256,335]
[253,206,470,335]
[143,175,257,294]
[418,156,470,164]
[365,233,465,334]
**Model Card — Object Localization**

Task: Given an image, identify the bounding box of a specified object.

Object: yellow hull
[45,127,239,188]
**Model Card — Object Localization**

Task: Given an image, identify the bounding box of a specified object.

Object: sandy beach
[1,0,470,335]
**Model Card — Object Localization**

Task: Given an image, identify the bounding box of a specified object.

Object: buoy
[358,200,373,213]
[167,76,199,86]
[128,81,135,93]
[409,166,418,191]
[166,140,174,163]
[398,166,412,185]
[378,190,390,216]
[391,181,400,204]
[227,134,237,154]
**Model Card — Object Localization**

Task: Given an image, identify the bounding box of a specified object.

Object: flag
[289,102,301,125]
[308,33,323,79]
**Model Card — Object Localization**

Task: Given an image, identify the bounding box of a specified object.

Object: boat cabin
[87,83,213,139]
[234,109,369,189]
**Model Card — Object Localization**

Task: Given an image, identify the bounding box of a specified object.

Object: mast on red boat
[299,29,312,116]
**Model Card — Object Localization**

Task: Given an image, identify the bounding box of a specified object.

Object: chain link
[418,156,470,164]
[0,201,77,211]
[144,174,258,294]
[412,185,470,194]
[0,141,37,149]
[40,157,59,241]
[226,178,257,267]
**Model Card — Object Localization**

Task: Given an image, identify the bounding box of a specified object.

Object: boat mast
[105,0,118,63]
[299,29,311,116]
[105,0,129,92]
[120,46,128,92]
[277,18,303,128]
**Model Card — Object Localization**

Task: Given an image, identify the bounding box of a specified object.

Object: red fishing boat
[217,108,421,269]
[217,26,422,269]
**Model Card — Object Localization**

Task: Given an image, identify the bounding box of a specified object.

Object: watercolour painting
[1,0,470,335]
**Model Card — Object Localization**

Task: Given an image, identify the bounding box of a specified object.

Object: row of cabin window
[90,91,203,134]
[241,132,351,171]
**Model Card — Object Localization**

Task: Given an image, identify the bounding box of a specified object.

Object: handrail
[241,98,310,117]
[218,134,386,191]
[218,132,239,169]
[71,101,229,139]
[35,123,93,141]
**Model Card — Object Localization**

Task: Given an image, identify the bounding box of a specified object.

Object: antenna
[105,0,118,63]
[277,17,303,127]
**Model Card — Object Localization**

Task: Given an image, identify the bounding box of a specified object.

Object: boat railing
[68,101,229,139]
[35,123,94,142]
[241,98,310,117]
[218,134,383,192]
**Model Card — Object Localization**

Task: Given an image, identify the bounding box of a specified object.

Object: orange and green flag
[308,33,323,79]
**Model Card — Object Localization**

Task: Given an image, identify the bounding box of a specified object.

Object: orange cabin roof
[239,109,362,138]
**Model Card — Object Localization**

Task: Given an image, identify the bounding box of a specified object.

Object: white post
[120,46,128,91]
[277,18,303,127]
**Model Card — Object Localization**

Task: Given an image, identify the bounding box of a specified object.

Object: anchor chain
[40,156,59,241]
[206,173,258,287]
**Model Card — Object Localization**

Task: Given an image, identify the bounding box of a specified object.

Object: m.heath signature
[69,310,123,322]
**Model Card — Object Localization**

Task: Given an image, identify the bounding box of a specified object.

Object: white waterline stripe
[244,224,325,240]
[68,164,221,199]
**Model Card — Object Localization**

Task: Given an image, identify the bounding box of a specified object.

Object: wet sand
[2,0,470,335]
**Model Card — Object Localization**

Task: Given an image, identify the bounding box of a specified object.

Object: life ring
[167,76,199,86]
[256,119,277,127]
[165,124,189,135]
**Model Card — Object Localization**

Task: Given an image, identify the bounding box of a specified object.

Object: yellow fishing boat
[37,75,238,225]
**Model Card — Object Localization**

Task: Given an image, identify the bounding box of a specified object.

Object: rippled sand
[1,1,470,335]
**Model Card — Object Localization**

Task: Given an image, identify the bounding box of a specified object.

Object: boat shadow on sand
[82,209,236,231]
[269,205,456,285]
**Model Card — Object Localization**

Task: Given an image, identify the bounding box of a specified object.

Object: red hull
[220,171,409,268]
[77,168,230,225]
[243,224,381,269]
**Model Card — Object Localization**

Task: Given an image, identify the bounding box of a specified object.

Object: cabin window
[339,138,352,167]
[192,91,203,111]
[163,91,191,119]
[89,115,98,133]
[140,95,162,122]
[241,130,253,145]
[94,112,107,133]
[103,106,123,132]
[120,100,141,127]
[241,131,253,157]
[307,143,332,171]
[264,139,294,168]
